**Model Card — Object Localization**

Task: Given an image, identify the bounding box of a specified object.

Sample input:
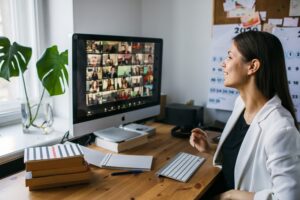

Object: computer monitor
[69,33,163,138]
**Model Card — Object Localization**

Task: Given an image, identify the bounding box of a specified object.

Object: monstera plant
[0,36,68,132]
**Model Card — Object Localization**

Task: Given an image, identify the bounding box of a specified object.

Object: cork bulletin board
[213,0,300,26]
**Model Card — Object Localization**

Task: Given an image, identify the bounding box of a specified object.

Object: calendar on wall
[273,27,300,121]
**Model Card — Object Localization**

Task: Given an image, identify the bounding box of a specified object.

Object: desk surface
[0,122,220,200]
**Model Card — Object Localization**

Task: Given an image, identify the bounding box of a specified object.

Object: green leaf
[0,37,32,81]
[36,45,68,96]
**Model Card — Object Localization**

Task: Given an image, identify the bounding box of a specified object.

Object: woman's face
[222,42,249,89]
[90,56,98,66]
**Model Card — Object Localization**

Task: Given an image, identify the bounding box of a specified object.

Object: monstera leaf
[0,37,32,81]
[36,45,68,96]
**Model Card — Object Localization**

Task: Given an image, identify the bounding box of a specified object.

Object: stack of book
[24,143,91,190]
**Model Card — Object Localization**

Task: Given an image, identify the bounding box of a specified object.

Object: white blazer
[213,95,300,200]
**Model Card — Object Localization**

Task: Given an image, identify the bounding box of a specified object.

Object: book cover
[25,169,92,190]
[95,133,148,153]
[31,162,89,178]
[24,143,85,171]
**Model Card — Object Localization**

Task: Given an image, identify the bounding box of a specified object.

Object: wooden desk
[0,122,220,200]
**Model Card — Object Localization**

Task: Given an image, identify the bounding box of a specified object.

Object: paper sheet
[227,6,255,18]
[283,17,299,27]
[289,0,300,16]
[236,0,256,9]
[268,18,283,26]
[240,11,261,28]
[223,0,237,12]
[259,11,266,21]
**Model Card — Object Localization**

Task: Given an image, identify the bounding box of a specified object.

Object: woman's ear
[248,59,260,75]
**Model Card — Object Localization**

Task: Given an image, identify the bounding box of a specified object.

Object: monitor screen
[70,34,163,137]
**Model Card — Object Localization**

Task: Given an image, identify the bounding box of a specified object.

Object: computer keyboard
[156,152,205,182]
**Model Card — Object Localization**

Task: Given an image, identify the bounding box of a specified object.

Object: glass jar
[21,98,54,134]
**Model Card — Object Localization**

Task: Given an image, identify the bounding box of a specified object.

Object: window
[0,0,40,125]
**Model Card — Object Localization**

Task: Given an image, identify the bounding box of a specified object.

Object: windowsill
[0,117,69,165]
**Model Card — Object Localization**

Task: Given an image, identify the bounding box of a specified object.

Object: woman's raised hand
[189,128,211,153]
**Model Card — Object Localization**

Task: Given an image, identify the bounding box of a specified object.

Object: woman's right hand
[189,128,211,153]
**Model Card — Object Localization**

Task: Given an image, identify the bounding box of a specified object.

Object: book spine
[95,134,148,153]
[118,134,148,152]
[31,163,89,178]
[95,138,119,152]
[25,157,85,171]
[25,170,92,188]
[28,179,90,191]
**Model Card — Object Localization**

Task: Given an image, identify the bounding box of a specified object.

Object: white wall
[73,0,142,36]
[141,0,212,105]
[40,0,73,119]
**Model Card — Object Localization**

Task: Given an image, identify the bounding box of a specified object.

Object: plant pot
[21,98,54,134]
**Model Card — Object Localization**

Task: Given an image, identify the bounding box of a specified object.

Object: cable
[60,131,70,144]
[83,135,93,146]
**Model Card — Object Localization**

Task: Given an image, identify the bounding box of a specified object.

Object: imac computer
[69,33,163,138]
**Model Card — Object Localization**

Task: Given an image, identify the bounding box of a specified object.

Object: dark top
[221,110,250,190]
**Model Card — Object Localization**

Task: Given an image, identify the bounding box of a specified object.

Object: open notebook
[66,142,153,171]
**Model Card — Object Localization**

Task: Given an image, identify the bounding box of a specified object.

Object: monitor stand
[93,127,142,143]
[122,123,156,136]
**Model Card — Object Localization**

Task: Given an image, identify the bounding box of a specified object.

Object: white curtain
[0,0,41,126]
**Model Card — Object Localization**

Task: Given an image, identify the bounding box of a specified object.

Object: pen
[111,170,144,176]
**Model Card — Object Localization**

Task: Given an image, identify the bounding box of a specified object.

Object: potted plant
[0,37,68,133]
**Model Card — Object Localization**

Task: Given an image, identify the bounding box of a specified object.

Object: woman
[190,31,300,200]
[89,80,99,93]
[121,77,129,89]
[106,78,115,91]
[89,55,99,68]
[91,70,98,81]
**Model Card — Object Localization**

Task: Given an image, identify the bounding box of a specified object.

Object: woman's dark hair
[233,31,298,128]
